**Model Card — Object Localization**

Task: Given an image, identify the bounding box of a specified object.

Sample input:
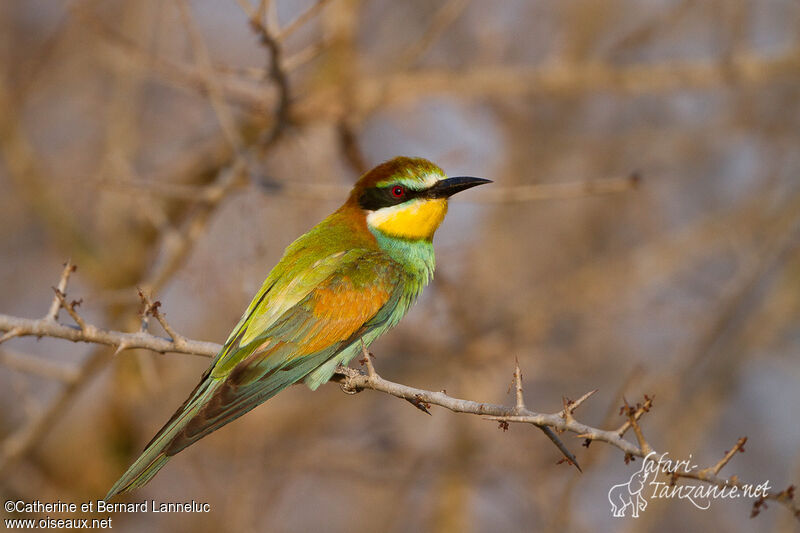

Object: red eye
[391,185,405,198]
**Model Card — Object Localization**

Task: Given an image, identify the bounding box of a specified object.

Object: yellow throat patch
[366,198,448,240]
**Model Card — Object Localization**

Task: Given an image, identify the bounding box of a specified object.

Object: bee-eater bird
[105,156,490,499]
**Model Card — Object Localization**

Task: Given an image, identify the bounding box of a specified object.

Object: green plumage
[105,157,488,500]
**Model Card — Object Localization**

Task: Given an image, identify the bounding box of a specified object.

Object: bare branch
[513,358,525,411]
[175,0,244,151]
[614,394,654,436]
[276,0,333,42]
[0,313,219,358]
[621,396,653,456]
[540,425,582,472]
[45,261,77,322]
[238,0,292,147]
[333,364,642,456]
[0,348,81,383]
[396,0,469,70]
[295,49,800,121]
[709,437,747,476]
[475,173,641,203]
[52,288,87,332]
[560,389,598,420]
[331,366,797,520]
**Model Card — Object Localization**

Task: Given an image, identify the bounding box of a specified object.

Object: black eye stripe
[358,186,425,210]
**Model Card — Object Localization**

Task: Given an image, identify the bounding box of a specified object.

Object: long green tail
[104,380,218,501]
[104,349,336,501]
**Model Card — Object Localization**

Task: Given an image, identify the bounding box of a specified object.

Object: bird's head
[346,157,491,241]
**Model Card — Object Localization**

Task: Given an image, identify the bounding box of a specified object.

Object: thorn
[556,457,579,469]
[113,342,130,356]
[539,425,581,473]
[406,395,432,415]
[513,357,525,412]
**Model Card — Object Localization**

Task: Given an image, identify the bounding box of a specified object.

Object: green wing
[105,249,407,499]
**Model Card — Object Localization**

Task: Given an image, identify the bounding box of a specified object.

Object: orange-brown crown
[346,157,445,206]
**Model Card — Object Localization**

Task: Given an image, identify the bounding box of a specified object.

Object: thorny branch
[0,261,220,359]
[1,264,798,520]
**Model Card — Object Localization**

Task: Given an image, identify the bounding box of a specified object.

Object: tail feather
[105,349,335,501]
[104,381,217,501]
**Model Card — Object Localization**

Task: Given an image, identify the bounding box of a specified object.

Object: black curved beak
[428,176,492,198]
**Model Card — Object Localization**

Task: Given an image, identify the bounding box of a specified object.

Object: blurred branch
[76,7,273,114]
[0,348,81,384]
[297,47,800,121]
[238,0,293,147]
[276,0,333,42]
[102,172,641,204]
[396,0,469,70]
[0,80,97,269]
[476,172,641,203]
[78,2,800,131]
[141,159,248,295]
[175,0,244,151]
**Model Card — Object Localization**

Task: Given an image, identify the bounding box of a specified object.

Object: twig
[276,0,333,42]
[239,1,292,147]
[139,289,192,353]
[0,313,219,358]
[45,261,77,322]
[0,348,81,384]
[295,49,800,121]
[283,37,331,71]
[175,0,244,151]
[621,396,653,456]
[141,159,248,294]
[615,394,654,436]
[332,366,797,520]
[107,173,641,205]
[513,358,525,412]
[53,289,87,332]
[513,362,579,471]
[396,0,469,70]
[475,173,641,203]
[560,389,598,421]
[333,364,642,456]
[702,437,747,477]
[1,268,219,358]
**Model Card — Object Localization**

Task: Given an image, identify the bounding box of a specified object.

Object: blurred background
[1,0,799,531]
